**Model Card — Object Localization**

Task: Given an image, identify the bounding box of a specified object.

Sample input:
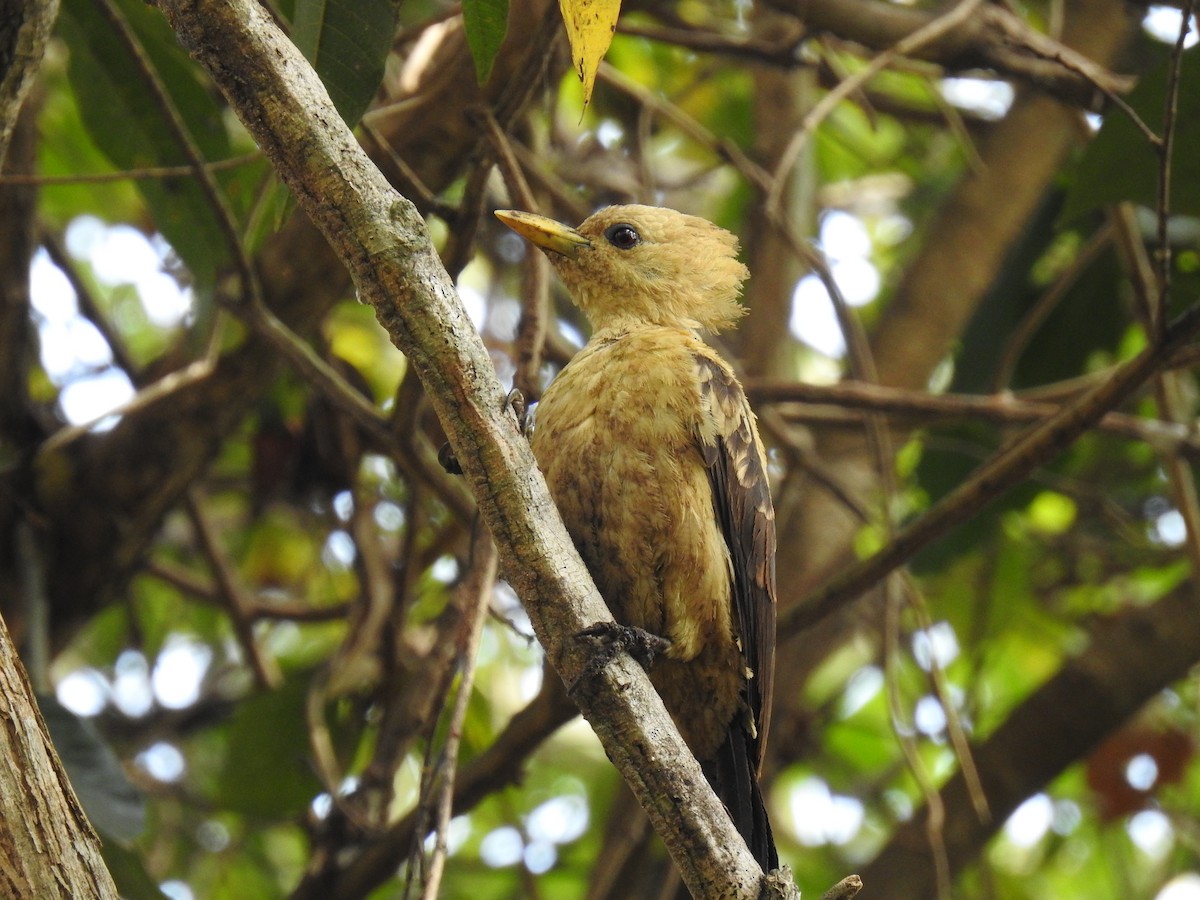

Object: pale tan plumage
[496,205,778,869]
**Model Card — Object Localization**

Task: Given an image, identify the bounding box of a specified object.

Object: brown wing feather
[695,354,777,772]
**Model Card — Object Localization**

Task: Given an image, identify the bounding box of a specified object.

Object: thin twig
[1151,376,1200,575]
[325,483,396,699]
[767,0,985,213]
[1111,203,1161,334]
[748,378,1200,454]
[982,4,1137,107]
[420,531,498,899]
[884,576,952,900]
[781,296,1200,638]
[40,353,218,455]
[440,138,493,280]
[991,221,1115,391]
[926,74,987,174]
[185,489,281,689]
[617,20,807,67]
[0,152,261,185]
[40,229,142,379]
[360,121,459,222]
[1110,205,1200,583]
[144,559,353,622]
[93,0,260,308]
[357,493,428,816]
[901,573,989,823]
[1154,0,1197,330]
[241,310,374,423]
[480,110,549,403]
[387,365,479,527]
[304,666,356,832]
[333,682,578,899]
[1146,6,1200,578]
[758,405,877,524]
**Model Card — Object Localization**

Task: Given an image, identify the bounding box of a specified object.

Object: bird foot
[437,441,462,475]
[569,622,671,694]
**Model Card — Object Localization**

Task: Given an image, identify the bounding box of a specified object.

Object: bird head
[495,205,749,333]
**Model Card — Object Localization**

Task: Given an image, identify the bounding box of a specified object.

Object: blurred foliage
[56,0,234,294]
[292,0,398,127]
[6,1,1200,899]
[1064,47,1200,221]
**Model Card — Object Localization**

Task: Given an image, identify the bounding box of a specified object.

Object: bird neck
[564,274,745,335]
[587,319,705,344]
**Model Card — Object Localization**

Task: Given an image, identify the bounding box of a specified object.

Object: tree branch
[747,378,1200,454]
[0,611,118,898]
[769,0,1140,718]
[0,0,58,165]
[154,1,791,896]
[859,582,1200,897]
[333,679,578,898]
[30,1,544,638]
[782,294,1200,638]
[767,0,1133,107]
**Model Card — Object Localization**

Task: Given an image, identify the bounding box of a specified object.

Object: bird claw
[437,441,462,475]
[568,622,671,694]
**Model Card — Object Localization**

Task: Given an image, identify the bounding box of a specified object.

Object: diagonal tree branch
[781,292,1200,638]
[769,0,1140,721]
[0,0,58,165]
[29,0,554,640]
[768,0,1134,107]
[859,581,1200,897]
[154,1,796,897]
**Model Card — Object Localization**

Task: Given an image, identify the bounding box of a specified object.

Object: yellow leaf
[558,0,621,110]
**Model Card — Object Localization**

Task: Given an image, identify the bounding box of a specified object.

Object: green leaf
[35,59,143,229]
[212,675,323,818]
[98,837,170,900]
[463,0,511,84]
[208,855,285,900]
[292,0,398,128]
[1062,46,1200,221]
[56,0,234,292]
[40,694,146,840]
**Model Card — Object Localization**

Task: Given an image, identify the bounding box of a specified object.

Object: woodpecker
[496,205,778,871]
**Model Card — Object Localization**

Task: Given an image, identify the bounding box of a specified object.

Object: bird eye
[604,224,640,250]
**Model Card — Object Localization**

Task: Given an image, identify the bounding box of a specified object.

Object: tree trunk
[0,613,118,898]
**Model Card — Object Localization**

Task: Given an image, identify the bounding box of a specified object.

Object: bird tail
[702,723,778,871]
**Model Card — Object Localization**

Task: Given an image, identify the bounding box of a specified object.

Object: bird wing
[695,353,777,772]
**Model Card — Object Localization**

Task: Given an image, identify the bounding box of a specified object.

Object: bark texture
[155,1,791,896]
[0,614,117,899]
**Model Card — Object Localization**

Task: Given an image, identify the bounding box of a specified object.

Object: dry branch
[769,0,1133,107]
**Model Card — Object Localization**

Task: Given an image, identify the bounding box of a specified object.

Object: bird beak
[495,210,591,260]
